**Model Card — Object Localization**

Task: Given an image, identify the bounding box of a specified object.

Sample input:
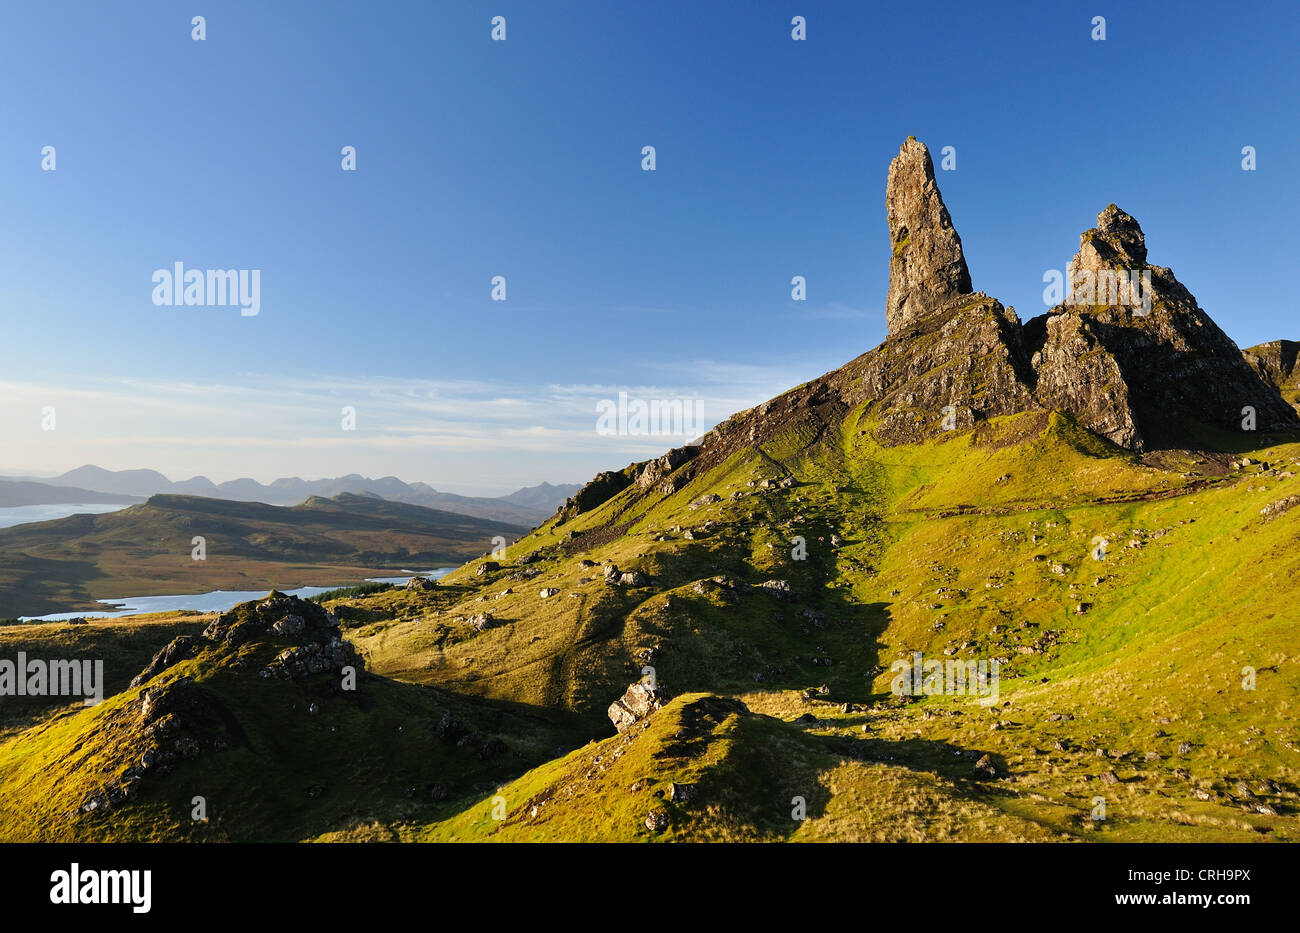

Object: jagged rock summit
[1028,201,1299,449]
[885,136,973,333]
[874,137,1299,450]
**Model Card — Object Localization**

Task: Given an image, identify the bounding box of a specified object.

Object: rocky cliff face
[1025,204,1298,449]
[1243,340,1300,412]
[870,138,1299,449]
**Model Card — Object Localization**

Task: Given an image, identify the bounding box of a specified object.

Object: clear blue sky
[1,0,1296,494]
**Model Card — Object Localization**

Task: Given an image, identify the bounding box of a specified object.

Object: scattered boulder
[467,613,497,631]
[644,809,669,833]
[667,782,698,803]
[608,682,666,734]
[1260,495,1300,521]
[973,754,1000,779]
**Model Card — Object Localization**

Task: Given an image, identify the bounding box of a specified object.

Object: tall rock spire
[884,138,973,333]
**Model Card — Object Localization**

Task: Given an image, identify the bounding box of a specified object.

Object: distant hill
[46,466,173,499]
[0,492,527,617]
[10,469,579,524]
[0,479,140,508]
[496,481,582,511]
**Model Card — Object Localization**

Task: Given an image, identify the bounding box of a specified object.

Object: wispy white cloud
[0,359,826,494]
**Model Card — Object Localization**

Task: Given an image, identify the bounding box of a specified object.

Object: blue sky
[1,0,1297,494]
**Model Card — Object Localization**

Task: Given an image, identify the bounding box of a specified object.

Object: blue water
[19,567,457,622]
[0,503,128,529]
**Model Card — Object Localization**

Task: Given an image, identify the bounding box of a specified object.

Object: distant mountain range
[0,466,579,525]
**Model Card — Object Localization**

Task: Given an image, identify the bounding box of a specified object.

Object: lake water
[0,503,129,529]
[19,567,458,622]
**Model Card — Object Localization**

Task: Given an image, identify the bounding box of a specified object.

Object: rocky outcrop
[853,292,1040,444]
[635,444,701,493]
[131,593,363,688]
[551,139,1299,525]
[86,593,365,816]
[130,635,203,688]
[554,469,634,524]
[1027,311,1140,448]
[866,141,1298,449]
[885,137,973,333]
[1027,207,1300,448]
[608,681,666,734]
[81,675,234,814]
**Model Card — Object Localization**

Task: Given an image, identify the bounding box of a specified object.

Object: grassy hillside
[2,402,1297,841]
[331,408,1300,842]
[0,593,590,842]
[0,492,526,617]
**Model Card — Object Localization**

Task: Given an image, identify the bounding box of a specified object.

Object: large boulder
[607,682,666,734]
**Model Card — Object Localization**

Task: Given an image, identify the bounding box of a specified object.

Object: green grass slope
[333,404,1300,842]
[0,593,588,841]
